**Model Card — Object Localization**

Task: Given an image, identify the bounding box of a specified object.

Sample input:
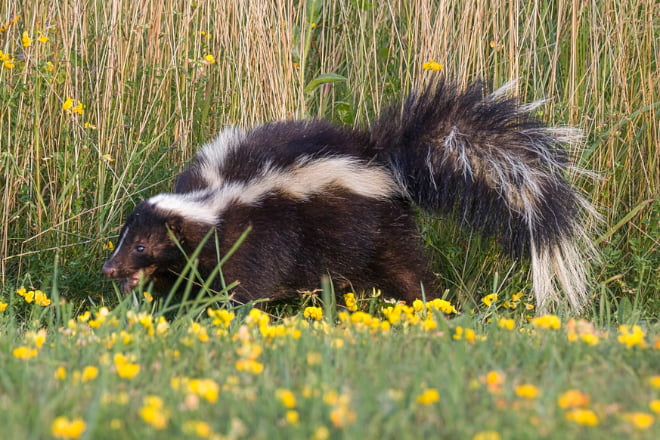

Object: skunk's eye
[136,245,145,253]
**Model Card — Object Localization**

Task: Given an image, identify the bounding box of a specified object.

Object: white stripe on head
[111,226,130,258]
[148,191,220,224]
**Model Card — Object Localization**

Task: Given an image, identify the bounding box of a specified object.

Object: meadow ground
[0,0,658,438]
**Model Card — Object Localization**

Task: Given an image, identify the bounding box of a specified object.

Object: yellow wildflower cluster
[13,329,48,360]
[514,384,540,399]
[16,287,51,306]
[304,306,324,320]
[113,352,140,379]
[453,326,485,344]
[343,293,358,312]
[381,298,457,331]
[324,389,356,428]
[139,395,169,430]
[422,59,443,71]
[617,324,646,348]
[276,389,300,425]
[62,97,85,114]
[565,318,601,346]
[482,370,505,394]
[182,420,215,438]
[0,15,21,33]
[482,293,498,307]
[557,389,599,426]
[127,310,168,336]
[51,416,86,439]
[622,412,654,430]
[565,408,599,426]
[0,50,15,69]
[502,292,526,309]
[497,318,515,331]
[171,377,220,403]
[531,314,561,330]
[473,431,501,440]
[416,388,440,405]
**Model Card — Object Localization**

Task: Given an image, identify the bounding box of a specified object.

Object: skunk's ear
[166,216,214,247]
[165,215,186,244]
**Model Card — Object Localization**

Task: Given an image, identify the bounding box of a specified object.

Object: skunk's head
[102,200,214,293]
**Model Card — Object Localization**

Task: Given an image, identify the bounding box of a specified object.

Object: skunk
[102,78,596,311]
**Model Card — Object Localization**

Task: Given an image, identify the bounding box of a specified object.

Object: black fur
[103,78,595,310]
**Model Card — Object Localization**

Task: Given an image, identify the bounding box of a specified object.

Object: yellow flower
[51,416,86,439]
[422,59,443,71]
[285,410,300,425]
[72,101,84,114]
[84,122,97,129]
[3,58,15,69]
[54,366,67,380]
[558,389,590,409]
[311,426,330,440]
[34,290,51,306]
[17,287,34,303]
[565,408,599,426]
[235,359,264,375]
[515,384,540,399]
[188,321,209,342]
[27,329,47,348]
[81,366,99,382]
[139,396,169,430]
[617,325,646,348]
[622,412,654,430]
[303,306,323,320]
[483,371,505,394]
[22,31,31,47]
[329,403,356,428]
[531,314,561,330]
[276,389,297,408]
[0,301,8,311]
[453,326,478,344]
[13,346,38,359]
[579,332,600,346]
[62,97,74,111]
[650,400,660,415]
[497,318,515,330]
[114,353,140,379]
[183,420,213,438]
[37,31,49,43]
[143,291,153,302]
[188,378,219,403]
[204,54,215,64]
[208,308,234,327]
[482,293,498,307]
[116,362,140,378]
[343,293,358,311]
[416,388,440,405]
[473,431,501,440]
[44,61,54,72]
[649,376,660,388]
[427,298,458,314]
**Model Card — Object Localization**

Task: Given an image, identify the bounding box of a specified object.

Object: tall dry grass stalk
[0,0,656,301]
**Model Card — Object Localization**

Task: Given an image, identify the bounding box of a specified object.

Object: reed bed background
[0,0,657,314]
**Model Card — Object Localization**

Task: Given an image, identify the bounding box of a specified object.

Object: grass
[1,292,659,439]
[0,0,658,437]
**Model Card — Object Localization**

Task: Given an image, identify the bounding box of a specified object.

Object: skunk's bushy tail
[369,78,597,312]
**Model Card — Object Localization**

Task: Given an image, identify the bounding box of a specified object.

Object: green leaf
[304,73,347,94]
